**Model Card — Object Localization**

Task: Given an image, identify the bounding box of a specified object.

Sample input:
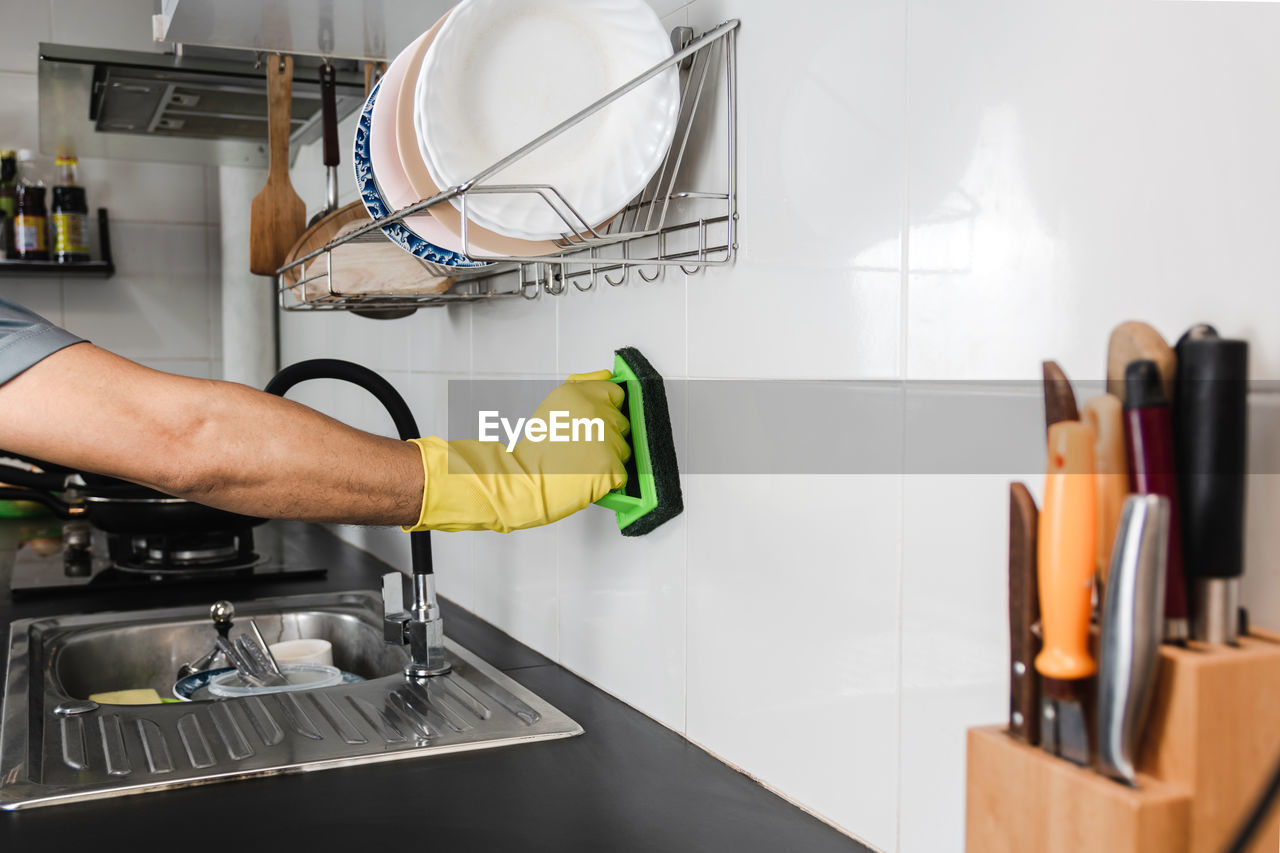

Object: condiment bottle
[0,151,15,259]
[13,150,48,262]
[51,153,88,264]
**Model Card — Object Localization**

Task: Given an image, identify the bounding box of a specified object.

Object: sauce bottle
[51,154,88,264]
[0,151,15,259]
[13,151,48,262]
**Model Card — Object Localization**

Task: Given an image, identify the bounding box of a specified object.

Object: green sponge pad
[595,347,683,536]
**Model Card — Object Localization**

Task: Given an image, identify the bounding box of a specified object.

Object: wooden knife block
[966,630,1280,853]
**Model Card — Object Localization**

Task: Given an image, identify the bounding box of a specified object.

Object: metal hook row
[513,256,714,300]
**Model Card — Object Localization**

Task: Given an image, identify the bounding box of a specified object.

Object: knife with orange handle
[1082,394,1128,597]
[1036,421,1098,766]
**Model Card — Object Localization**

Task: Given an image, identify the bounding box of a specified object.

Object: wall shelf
[0,208,115,279]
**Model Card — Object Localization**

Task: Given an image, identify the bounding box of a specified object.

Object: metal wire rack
[277,18,739,312]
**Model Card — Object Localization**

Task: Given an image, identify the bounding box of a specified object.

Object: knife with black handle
[1008,483,1040,745]
[1174,326,1249,645]
[1096,494,1169,786]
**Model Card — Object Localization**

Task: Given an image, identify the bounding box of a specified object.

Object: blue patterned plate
[173,667,365,701]
[354,80,488,268]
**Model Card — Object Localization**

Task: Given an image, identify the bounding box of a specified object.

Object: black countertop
[0,522,867,852]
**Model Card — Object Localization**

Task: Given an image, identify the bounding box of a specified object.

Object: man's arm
[0,343,423,525]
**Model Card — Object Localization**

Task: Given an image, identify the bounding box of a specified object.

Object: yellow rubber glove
[404,370,631,533]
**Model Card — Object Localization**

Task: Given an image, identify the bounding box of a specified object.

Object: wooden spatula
[250,54,306,276]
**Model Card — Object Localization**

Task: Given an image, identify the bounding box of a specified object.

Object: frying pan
[0,457,264,535]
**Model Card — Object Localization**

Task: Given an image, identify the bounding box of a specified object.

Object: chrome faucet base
[405,661,452,679]
[383,571,450,678]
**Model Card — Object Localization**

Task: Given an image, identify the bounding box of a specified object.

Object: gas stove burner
[147,542,240,563]
[109,529,263,576]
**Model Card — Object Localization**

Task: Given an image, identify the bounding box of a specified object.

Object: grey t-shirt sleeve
[0,296,86,386]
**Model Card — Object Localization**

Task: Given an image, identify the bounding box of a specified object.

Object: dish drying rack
[277,19,739,311]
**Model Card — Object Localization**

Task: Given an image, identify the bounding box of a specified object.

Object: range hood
[38,43,367,168]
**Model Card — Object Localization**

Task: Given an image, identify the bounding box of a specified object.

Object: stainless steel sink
[0,590,583,809]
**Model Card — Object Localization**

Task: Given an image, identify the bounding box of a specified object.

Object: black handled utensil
[1174,325,1249,645]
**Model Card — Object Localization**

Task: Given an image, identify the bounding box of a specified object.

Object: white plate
[414,0,680,242]
[369,28,455,250]
[353,80,487,267]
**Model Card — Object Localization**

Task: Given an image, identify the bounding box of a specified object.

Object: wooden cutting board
[300,220,455,301]
[280,201,369,285]
[250,55,306,275]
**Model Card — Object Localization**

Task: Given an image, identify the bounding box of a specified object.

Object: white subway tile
[0,280,63,326]
[557,494,688,731]
[687,264,901,379]
[1240,395,1280,634]
[556,268,687,377]
[685,472,903,850]
[62,222,211,362]
[406,301,472,376]
[685,0,906,270]
[0,72,40,153]
[906,0,1280,382]
[83,159,209,226]
[473,525,560,660]
[897,474,1014,853]
[471,284,558,376]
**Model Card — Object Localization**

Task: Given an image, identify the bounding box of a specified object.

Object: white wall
[0,0,222,380]
[269,0,1280,851]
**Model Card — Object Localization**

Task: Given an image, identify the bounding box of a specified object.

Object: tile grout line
[553,283,562,664]
[895,1,911,848]
[683,258,691,735]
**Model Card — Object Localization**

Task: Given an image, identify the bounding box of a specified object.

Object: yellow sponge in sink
[89,688,164,705]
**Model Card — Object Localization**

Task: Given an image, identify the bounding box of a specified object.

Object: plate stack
[353,0,681,272]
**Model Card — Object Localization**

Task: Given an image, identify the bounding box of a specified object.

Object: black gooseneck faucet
[265,359,450,677]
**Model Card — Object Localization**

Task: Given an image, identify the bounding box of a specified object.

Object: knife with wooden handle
[1096,494,1169,786]
[1107,321,1177,402]
[1008,483,1040,745]
[1042,360,1079,432]
[1036,421,1098,766]
[1123,360,1189,643]
[1082,394,1128,596]
[1174,326,1249,645]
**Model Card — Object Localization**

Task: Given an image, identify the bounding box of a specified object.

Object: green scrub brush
[595,347,683,536]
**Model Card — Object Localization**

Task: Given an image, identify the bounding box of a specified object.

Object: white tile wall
[258,1,1280,852]
[0,0,220,381]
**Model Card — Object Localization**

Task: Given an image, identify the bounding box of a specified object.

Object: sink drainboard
[0,592,583,809]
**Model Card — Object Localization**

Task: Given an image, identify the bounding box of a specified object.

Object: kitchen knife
[1107,321,1177,402]
[1082,394,1128,597]
[1123,360,1189,643]
[1096,494,1170,787]
[1036,421,1097,766]
[1042,360,1079,432]
[1008,482,1040,745]
[1174,326,1249,645]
